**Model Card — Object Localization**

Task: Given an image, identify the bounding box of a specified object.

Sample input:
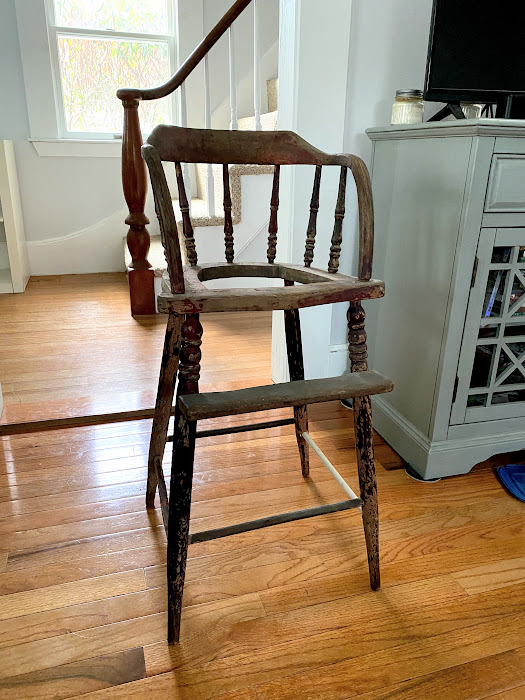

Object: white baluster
[204,54,215,217]
[179,82,192,214]
[229,26,238,130]
[253,0,262,131]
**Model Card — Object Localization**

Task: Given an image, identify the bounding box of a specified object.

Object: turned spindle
[175,162,197,266]
[177,314,203,396]
[304,165,322,267]
[223,164,234,263]
[267,165,280,263]
[328,166,347,274]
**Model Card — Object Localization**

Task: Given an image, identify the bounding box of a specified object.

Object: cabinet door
[451,228,525,424]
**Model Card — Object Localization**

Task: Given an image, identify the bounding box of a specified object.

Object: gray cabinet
[366,120,525,479]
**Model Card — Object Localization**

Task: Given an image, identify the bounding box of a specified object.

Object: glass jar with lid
[391,89,424,125]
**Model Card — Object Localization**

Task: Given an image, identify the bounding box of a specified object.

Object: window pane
[54,0,168,34]
[58,35,170,133]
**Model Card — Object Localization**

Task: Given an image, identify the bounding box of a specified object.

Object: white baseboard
[27,207,128,275]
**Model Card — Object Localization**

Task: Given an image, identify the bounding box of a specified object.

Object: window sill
[29,138,122,158]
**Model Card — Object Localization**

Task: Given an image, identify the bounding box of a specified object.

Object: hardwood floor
[0,274,524,699]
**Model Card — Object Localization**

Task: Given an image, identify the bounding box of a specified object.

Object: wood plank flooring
[0,274,524,699]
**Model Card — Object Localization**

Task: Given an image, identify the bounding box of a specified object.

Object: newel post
[121,97,156,316]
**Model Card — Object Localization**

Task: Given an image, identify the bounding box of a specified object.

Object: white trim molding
[29,139,123,158]
[27,207,128,274]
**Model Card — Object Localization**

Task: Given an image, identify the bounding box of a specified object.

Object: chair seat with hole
[159,262,384,314]
[141,125,393,644]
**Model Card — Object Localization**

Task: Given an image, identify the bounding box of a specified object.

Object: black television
[424,0,525,119]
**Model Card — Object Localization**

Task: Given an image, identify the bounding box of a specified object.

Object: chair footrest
[179,370,393,420]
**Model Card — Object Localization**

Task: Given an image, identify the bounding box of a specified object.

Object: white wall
[329,0,438,346]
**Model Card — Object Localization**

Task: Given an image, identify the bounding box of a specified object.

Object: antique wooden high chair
[142,125,393,643]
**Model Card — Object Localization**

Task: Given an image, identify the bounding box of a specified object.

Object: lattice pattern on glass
[468,243,525,406]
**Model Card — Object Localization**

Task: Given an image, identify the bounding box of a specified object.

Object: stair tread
[238,110,278,131]
[179,371,393,420]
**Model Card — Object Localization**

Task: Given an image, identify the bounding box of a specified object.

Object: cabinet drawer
[485,155,525,212]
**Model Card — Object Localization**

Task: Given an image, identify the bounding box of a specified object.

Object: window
[46,0,175,138]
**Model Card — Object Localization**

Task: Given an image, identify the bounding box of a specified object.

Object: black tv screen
[424,0,525,104]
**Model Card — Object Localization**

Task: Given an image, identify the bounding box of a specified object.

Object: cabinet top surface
[367,119,525,141]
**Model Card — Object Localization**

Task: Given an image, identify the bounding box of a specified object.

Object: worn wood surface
[304,165,322,267]
[177,315,203,397]
[141,146,185,294]
[179,370,392,421]
[145,125,377,300]
[349,301,380,590]
[146,314,182,508]
[174,163,197,267]
[283,280,309,478]
[267,165,280,264]
[148,125,361,167]
[158,263,384,315]
[351,154,375,281]
[222,164,234,263]
[328,166,347,274]
[167,411,196,643]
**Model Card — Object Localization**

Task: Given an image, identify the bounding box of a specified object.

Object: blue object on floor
[496,464,525,503]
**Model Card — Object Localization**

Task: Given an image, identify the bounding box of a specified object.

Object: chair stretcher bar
[189,498,362,544]
[165,417,296,442]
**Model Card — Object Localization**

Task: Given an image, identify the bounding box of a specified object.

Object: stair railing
[117,0,264,315]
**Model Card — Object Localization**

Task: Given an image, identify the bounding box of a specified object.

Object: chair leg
[284,287,309,478]
[348,301,380,590]
[146,314,183,509]
[177,314,203,398]
[353,395,380,590]
[167,409,197,644]
[166,314,202,644]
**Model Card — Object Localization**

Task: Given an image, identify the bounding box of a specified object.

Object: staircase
[117,0,279,315]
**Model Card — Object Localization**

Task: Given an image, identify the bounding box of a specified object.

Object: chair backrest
[142,125,374,295]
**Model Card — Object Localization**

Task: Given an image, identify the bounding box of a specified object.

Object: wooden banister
[117,0,254,315]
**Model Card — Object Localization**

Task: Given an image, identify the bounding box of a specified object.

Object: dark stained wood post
[304,165,322,267]
[177,314,203,397]
[121,98,155,316]
[167,408,197,644]
[175,163,198,266]
[328,166,347,274]
[267,165,280,263]
[223,164,234,263]
[166,312,202,643]
[348,301,380,590]
[284,281,309,477]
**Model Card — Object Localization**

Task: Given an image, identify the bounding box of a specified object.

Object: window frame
[44,0,177,140]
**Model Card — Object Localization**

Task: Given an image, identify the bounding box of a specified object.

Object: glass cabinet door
[451,228,525,424]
